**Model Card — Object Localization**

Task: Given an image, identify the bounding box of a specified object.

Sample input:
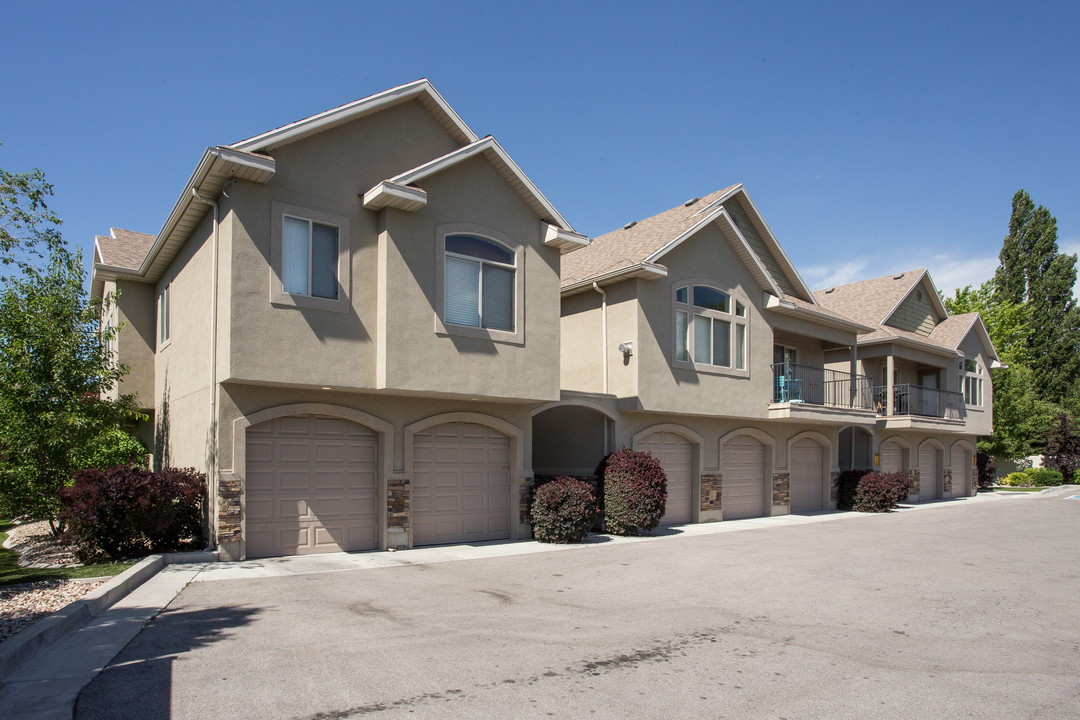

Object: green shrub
[75,426,148,472]
[531,476,598,544]
[595,448,667,535]
[1025,467,1063,487]
[1001,472,1030,486]
[847,471,913,513]
[59,466,205,562]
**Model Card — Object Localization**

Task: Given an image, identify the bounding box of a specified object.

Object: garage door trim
[233,403,393,560]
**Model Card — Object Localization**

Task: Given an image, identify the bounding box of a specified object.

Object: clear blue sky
[3,0,1077,298]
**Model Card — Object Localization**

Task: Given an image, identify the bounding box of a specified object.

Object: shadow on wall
[153,371,170,470]
[73,604,262,720]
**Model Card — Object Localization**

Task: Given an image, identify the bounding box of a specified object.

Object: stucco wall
[113,279,156,408]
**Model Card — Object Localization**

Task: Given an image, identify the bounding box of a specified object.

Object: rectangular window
[675,310,689,362]
[713,319,731,367]
[282,215,339,300]
[693,315,711,364]
[735,323,746,370]
[157,283,170,345]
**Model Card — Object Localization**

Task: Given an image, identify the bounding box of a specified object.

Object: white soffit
[362,181,429,212]
[543,222,590,254]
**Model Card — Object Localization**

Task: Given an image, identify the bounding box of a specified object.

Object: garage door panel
[951,447,967,496]
[413,422,510,546]
[637,432,693,525]
[245,415,378,559]
[723,437,768,520]
[790,439,824,514]
[880,443,903,473]
[919,445,940,501]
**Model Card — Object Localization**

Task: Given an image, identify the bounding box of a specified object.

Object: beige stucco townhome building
[92,80,998,561]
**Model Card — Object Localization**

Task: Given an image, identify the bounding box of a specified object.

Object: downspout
[592,282,609,455]
[191,188,220,548]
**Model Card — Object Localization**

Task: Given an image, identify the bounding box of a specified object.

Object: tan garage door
[413,422,510,546]
[723,436,768,520]
[950,446,968,497]
[245,415,378,559]
[637,432,693,525]
[790,439,824,513]
[919,445,940,501]
[879,442,903,473]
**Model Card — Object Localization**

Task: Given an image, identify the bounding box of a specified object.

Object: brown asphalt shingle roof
[812,269,927,327]
[561,185,740,287]
[95,228,156,271]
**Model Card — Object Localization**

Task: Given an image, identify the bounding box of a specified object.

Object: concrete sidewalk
[0,489,1041,719]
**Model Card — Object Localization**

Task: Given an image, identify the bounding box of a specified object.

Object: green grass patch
[0,518,133,588]
[990,486,1043,493]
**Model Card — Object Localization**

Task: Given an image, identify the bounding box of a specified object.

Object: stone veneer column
[829,471,840,507]
[700,475,722,511]
[772,472,790,515]
[217,477,242,545]
[971,467,978,496]
[387,477,410,549]
[943,468,953,495]
[907,469,920,503]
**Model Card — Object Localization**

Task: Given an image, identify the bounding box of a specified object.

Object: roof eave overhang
[229,79,478,152]
[858,334,964,359]
[561,262,668,296]
[543,222,590,254]
[763,294,876,334]
[134,147,276,285]
[734,188,817,301]
[362,136,576,231]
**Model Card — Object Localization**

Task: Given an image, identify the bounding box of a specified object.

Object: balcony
[769,362,876,425]
[873,383,966,427]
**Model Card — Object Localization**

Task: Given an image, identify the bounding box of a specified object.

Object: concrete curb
[0,550,218,679]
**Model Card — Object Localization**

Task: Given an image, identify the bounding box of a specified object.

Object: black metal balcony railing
[872,383,966,421]
[771,362,874,411]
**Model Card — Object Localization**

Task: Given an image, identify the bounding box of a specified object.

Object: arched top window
[674,283,748,372]
[444,234,516,332]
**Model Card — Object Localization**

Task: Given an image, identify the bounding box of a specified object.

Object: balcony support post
[886,356,895,416]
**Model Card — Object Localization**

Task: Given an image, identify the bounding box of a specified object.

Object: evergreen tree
[993,189,1080,403]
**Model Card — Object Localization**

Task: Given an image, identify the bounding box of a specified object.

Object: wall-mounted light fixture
[618,342,633,359]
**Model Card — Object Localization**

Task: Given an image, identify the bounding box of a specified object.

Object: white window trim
[961,358,984,407]
[672,280,749,377]
[434,223,525,345]
[157,282,172,349]
[269,201,350,313]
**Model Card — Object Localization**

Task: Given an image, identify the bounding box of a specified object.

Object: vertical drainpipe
[191,187,220,548]
[592,282,609,454]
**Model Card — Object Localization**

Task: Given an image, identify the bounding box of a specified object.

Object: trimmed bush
[1026,467,1063,487]
[845,471,913,513]
[531,476,598,544]
[835,469,870,511]
[595,448,667,535]
[1001,472,1030,486]
[60,466,205,562]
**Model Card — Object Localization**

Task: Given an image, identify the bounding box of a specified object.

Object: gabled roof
[229,79,478,152]
[813,269,946,328]
[362,136,582,236]
[94,228,156,271]
[929,312,1001,363]
[561,185,815,301]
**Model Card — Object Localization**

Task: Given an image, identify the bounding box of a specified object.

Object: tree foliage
[0,143,64,281]
[1041,413,1080,481]
[0,247,142,528]
[993,189,1080,403]
[943,278,1030,367]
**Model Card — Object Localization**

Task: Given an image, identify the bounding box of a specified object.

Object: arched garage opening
[950,442,973,497]
[838,426,874,471]
[918,439,944,501]
[720,429,774,521]
[633,425,703,525]
[531,401,615,478]
[788,432,831,514]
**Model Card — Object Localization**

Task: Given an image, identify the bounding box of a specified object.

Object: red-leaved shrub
[60,466,205,562]
[842,471,913,513]
[595,448,667,535]
[531,476,598,543]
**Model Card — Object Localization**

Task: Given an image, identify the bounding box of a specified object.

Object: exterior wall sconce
[618,342,633,358]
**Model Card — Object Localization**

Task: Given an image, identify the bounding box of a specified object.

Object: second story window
[157,282,171,346]
[282,215,339,300]
[674,284,748,371]
[961,358,983,406]
[444,234,515,332]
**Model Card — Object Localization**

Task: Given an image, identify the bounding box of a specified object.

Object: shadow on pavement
[74,604,261,720]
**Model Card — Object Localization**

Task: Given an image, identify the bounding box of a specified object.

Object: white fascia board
[361,181,429,212]
[229,79,479,152]
[389,137,575,231]
[543,222,590,253]
[763,293,875,334]
[689,183,743,218]
[560,262,667,295]
[646,204,783,298]
[213,146,277,175]
[736,188,816,302]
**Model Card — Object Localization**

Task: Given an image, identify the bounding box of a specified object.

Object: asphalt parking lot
[76,490,1080,719]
